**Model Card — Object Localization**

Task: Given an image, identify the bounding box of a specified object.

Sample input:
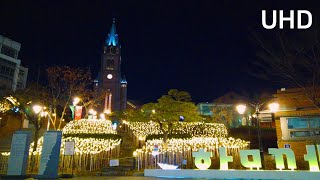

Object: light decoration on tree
[124,121,228,140]
[125,121,248,170]
[0,101,12,113]
[3,119,121,159]
[28,136,121,156]
[144,137,249,153]
[63,118,117,135]
[0,96,19,113]
[134,137,249,169]
[1,118,123,172]
[28,119,119,155]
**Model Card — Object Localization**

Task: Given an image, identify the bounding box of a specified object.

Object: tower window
[106,59,114,70]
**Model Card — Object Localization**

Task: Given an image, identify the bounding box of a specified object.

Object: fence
[134,147,243,170]
[121,123,248,170]
[0,144,120,175]
[0,153,9,174]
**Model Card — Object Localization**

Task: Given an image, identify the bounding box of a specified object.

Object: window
[17,82,23,89]
[288,118,308,129]
[19,70,24,76]
[1,45,16,58]
[309,118,320,128]
[106,59,114,70]
[285,117,320,139]
[201,105,212,115]
[290,131,310,137]
[0,65,14,80]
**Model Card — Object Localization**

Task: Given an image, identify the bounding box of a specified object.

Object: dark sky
[1,0,319,103]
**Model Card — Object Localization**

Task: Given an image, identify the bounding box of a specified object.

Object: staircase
[101,124,138,176]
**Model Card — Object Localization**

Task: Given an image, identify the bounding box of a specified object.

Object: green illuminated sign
[192,148,212,170]
[190,145,320,171]
[240,149,262,170]
[268,148,296,170]
[219,147,233,170]
[304,145,319,171]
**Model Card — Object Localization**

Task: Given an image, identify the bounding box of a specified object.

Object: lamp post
[33,105,42,114]
[70,97,83,120]
[236,102,279,169]
[33,104,43,128]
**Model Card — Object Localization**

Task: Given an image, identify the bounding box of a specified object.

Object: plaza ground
[24,177,202,180]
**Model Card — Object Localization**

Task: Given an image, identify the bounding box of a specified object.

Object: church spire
[106,18,119,46]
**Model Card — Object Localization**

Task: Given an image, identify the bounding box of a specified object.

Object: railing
[0,144,120,175]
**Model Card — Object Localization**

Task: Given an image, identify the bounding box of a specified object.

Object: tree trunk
[163,131,169,144]
[58,91,72,130]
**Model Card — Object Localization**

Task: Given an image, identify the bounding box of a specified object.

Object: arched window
[106,59,114,70]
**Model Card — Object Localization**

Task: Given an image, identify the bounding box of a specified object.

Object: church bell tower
[98,19,127,113]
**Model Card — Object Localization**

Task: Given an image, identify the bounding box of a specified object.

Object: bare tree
[80,89,105,117]
[46,66,92,129]
[252,29,320,110]
[5,86,48,152]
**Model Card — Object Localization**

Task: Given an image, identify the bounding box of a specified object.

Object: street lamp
[88,109,97,119]
[70,97,83,120]
[33,105,43,114]
[268,102,279,113]
[236,101,280,169]
[73,97,80,106]
[100,113,106,120]
[236,104,246,115]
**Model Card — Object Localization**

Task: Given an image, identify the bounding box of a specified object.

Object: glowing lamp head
[133,151,137,157]
[73,97,80,105]
[33,105,42,114]
[89,109,94,114]
[236,104,247,115]
[269,102,279,113]
[152,109,156,114]
[138,136,144,141]
[100,113,105,119]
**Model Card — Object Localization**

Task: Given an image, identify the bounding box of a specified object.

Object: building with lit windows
[0,35,28,95]
[274,88,320,156]
[95,19,127,112]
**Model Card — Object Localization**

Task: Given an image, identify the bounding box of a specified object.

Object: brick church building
[95,19,127,113]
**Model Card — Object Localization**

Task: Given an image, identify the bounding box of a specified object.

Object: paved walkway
[63,177,189,180]
[24,177,200,180]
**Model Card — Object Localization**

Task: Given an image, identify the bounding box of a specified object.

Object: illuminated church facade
[96,19,127,113]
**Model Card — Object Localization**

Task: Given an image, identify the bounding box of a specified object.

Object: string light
[27,119,120,156]
[63,119,117,135]
[124,121,228,140]
[142,137,249,154]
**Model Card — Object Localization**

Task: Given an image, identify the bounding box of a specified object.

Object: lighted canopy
[124,121,228,140]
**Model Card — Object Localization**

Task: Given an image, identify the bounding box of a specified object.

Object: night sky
[1,0,319,103]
